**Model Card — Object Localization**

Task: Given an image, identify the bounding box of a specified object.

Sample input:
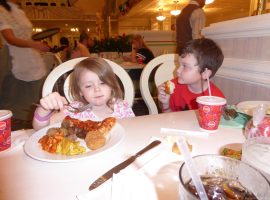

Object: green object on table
[220,112,252,129]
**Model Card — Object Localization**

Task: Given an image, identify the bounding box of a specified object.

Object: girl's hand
[40,92,68,111]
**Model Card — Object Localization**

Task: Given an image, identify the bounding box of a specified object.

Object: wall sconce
[156,9,166,21]
[170,1,181,16]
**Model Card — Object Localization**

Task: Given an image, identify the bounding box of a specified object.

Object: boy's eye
[100,81,105,85]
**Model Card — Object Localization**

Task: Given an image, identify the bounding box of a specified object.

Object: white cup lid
[196,96,226,106]
[0,110,13,121]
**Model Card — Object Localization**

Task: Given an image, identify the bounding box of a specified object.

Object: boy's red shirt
[169,78,225,111]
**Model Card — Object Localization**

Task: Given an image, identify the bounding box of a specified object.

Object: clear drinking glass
[179,154,270,200]
[242,137,270,181]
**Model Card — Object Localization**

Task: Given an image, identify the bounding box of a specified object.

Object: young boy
[158,38,225,112]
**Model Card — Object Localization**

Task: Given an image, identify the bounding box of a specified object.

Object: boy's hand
[40,92,68,111]
[158,83,171,111]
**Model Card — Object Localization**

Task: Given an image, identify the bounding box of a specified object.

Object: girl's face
[176,53,202,85]
[78,70,112,107]
[132,40,139,49]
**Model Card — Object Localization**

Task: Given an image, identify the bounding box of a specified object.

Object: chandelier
[156,9,166,21]
[170,1,181,16]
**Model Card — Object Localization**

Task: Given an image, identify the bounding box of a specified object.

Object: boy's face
[176,53,202,85]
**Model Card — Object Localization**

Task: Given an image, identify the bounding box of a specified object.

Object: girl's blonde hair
[132,34,149,50]
[69,57,123,107]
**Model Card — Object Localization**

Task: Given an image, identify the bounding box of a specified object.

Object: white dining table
[0,110,245,200]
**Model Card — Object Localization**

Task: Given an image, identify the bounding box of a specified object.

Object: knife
[89,140,161,191]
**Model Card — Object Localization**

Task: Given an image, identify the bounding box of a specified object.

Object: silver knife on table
[89,140,161,191]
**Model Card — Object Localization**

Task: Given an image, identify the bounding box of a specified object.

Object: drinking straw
[176,137,208,200]
[205,68,212,96]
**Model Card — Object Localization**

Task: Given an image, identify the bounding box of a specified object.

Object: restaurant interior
[1,0,270,200]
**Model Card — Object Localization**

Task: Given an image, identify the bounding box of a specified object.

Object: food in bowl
[221,147,242,160]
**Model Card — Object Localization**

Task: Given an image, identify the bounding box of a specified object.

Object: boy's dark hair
[180,38,224,78]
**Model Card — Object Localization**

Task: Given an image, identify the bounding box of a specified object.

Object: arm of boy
[157,83,172,113]
[32,92,68,130]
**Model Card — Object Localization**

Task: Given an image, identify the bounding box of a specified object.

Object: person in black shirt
[131,34,154,64]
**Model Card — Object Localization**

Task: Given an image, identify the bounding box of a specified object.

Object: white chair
[42,52,62,73]
[42,57,135,106]
[140,54,179,115]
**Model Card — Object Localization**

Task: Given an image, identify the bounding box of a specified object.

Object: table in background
[0,110,245,200]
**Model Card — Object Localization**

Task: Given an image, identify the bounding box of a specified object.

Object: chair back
[42,52,62,73]
[140,54,179,114]
[42,57,135,106]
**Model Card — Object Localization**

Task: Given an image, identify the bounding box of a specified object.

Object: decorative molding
[216,58,270,86]
[202,13,270,39]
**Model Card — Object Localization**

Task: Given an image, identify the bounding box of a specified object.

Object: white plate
[237,101,270,116]
[24,122,124,162]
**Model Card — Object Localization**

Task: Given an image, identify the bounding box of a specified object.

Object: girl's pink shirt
[63,99,135,121]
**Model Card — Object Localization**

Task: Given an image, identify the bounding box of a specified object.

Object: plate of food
[237,101,270,116]
[24,117,124,162]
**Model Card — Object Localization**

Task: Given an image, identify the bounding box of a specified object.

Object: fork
[32,103,92,113]
[67,103,92,113]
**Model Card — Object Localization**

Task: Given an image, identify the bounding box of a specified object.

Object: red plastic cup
[0,110,12,151]
[196,96,226,132]
[137,57,143,64]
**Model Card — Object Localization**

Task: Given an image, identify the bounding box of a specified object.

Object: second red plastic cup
[196,96,226,132]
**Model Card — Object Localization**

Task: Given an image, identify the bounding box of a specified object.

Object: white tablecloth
[0,111,245,200]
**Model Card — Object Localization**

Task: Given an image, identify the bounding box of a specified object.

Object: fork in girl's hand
[32,103,92,113]
[66,103,92,113]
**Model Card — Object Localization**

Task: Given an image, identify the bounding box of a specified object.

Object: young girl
[33,57,135,130]
[130,34,154,64]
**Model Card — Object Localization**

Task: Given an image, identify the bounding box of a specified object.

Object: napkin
[0,129,34,155]
[220,112,251,129]
[111,172,158,200]
[76,138,181,200]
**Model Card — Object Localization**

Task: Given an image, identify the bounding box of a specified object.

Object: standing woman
[0,0,49,130]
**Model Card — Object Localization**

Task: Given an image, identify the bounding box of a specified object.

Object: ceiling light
[170,0,181,16]
[156,8,166,21]
[205,0,215,5]
[170,9,181,16]
[156,15,166,21]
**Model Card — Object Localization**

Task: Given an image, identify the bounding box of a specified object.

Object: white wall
[202,13,270,104]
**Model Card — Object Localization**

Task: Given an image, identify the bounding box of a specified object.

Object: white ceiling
[120,0,251,25]
[24,0,252,31]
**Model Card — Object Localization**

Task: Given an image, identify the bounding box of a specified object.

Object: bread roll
[164,80,175,95]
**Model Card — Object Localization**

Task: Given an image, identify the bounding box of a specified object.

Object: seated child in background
[33,57,135,130]
[158,38,225,112]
